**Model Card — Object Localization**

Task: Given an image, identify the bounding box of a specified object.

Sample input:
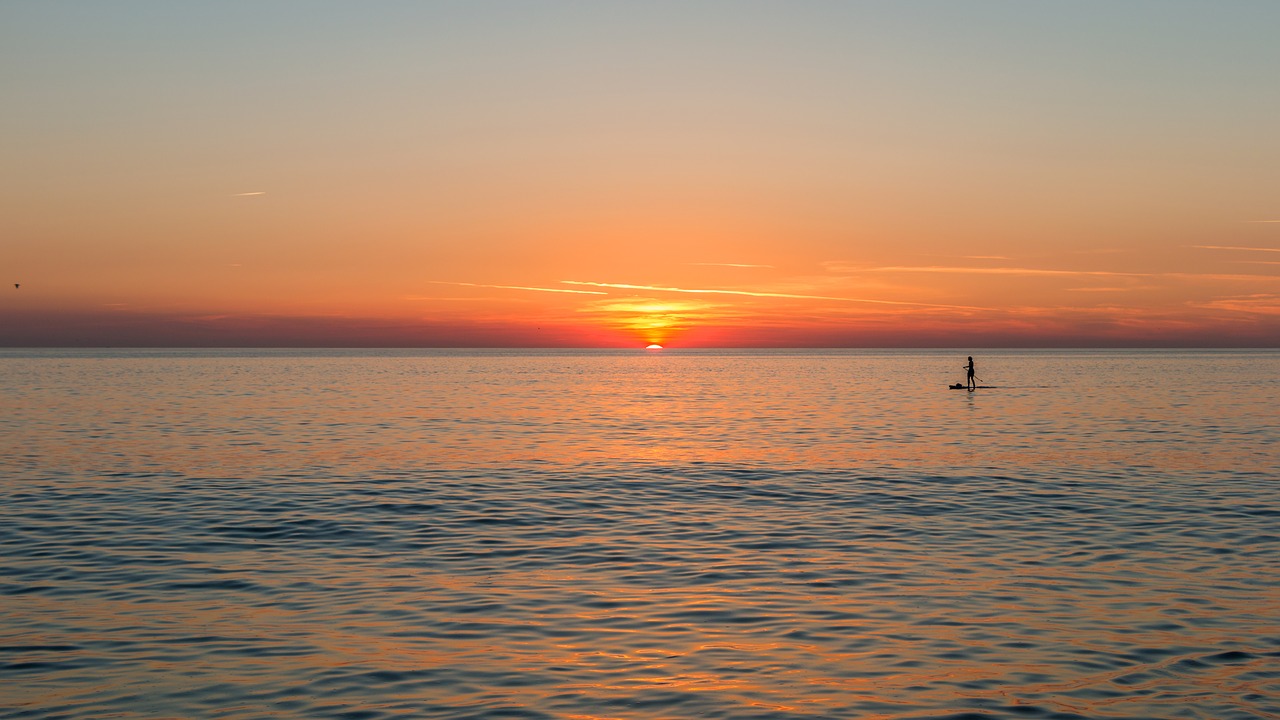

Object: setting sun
[645,344,664,350]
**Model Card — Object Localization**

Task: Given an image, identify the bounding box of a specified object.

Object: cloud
[583,298,722,314]
[859,265,1150,278]
[577,297,735,336]
[828,263,1280,284]
[428,281,606,295]
[912,254,1013,261]
[1247,220,1280,223]
[1163,272,1280,282]
[0,309,619,347]
[8,304,1279,348]
[232,191,267,197]
[822,261,1146,276]
[1193,294,1280,315]
[402,295,530,302]
[559,280,983,309]
[687,262,775,269]
[1192,245,1280,253]
[1066,287,1146,293]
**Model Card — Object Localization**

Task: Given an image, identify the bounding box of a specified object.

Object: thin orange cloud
[1193,294,1280,315]
[428,281,607,295]
[687,262,775,269]
[559,280,983,309]
[857,265,1150,278]
[1163,272,1280,282]
[1066,287,1148,293]
[577,297,734,342]
[402,295,531,302]
[1192,245,1280,253]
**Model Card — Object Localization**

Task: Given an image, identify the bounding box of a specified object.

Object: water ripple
[1,350,1277,719]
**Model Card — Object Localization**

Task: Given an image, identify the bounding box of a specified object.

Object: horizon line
[3,344,1276,350]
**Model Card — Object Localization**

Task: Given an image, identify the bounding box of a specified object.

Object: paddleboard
[949,384,997,389]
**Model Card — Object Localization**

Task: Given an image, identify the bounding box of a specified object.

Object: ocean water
[1,348,1277,720]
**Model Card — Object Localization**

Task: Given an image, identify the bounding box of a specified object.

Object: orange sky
[3,2,1279,347]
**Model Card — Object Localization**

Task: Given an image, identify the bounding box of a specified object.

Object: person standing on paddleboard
[965,356,976,390]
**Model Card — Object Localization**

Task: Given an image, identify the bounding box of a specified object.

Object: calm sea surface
[2,349,1277,720]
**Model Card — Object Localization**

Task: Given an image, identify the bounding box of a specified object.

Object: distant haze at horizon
[3,1,1280,347]
[3,309,1280,348]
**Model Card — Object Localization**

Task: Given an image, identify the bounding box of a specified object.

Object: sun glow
[646,344,664,350]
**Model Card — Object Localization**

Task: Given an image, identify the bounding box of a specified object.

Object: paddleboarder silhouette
[964,356,976,391]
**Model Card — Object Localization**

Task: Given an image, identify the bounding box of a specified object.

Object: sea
[1,348,1277,720]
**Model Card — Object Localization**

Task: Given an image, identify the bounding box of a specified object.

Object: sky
[3,0,1279,347]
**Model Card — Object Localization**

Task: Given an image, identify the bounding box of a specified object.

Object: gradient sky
[3,0,1279,346]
